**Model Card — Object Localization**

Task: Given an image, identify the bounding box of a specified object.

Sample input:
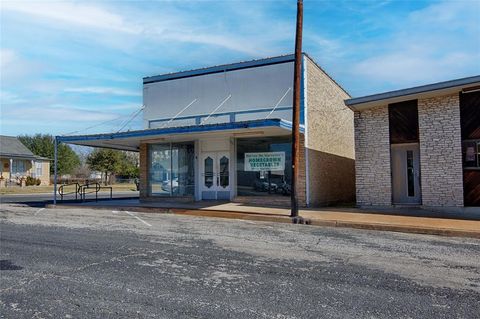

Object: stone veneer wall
[305,56,355,206]
[418,94,464,207]
[354,105,392,206]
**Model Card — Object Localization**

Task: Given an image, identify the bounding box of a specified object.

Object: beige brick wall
[37,161,50,185]
[0,159,9,178]
[298,133,307,207]
[305,56,355,206]
[354,105,392,206]
[418,94,464,207]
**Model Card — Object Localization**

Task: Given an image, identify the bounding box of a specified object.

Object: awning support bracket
[265,87,292,119]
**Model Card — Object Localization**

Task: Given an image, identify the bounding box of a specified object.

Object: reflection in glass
[219,156,229,188]
[149,142,194,196]
[171,142,195,196]
[406,150,415,197]
[204,156,213,188]
[236,136,291,197]
[149,144,171,196]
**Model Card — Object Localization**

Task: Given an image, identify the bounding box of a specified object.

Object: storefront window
[236,136,291,196]
[149,142,194,196]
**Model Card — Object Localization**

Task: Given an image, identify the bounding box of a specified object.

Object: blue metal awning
[57,119,303,151]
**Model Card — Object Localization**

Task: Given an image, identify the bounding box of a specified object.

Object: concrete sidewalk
[47,199,480,239]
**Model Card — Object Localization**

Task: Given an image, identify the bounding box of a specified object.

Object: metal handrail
[79,183,100,202]
[58,182,81,201]
[78,183,113,202]
[58,182,114,202]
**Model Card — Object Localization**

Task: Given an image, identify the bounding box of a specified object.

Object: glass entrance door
[200,152,231,200]
[391,143,421,204]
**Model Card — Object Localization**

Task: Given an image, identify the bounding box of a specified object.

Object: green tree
[18,134,80,175]
[117,151,139,179]
[86,149,139,184]
[86,149,120,185]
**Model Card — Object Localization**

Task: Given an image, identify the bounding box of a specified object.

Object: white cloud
[0,90,27,104]
[64,86,141,97]
[0,1,140,33]
[0,49,16,69]
[350,1,480,90]
[0,49,46,85]
[0,1,283,56]
[3,105,116,122]
[354,51,474,84]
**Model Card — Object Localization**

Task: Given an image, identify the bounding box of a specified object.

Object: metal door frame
[391,143,422,205]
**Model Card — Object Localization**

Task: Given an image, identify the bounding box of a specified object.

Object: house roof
[345,75,480,111]
[0,135,50,161]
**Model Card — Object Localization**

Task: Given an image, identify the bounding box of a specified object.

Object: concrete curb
[45,204,480,239]
[310,220,480,239]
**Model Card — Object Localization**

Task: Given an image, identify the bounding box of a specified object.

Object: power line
[117,106,145,132]
[62,105,144,136]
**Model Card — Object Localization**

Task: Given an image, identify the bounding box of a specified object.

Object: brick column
[354,106,392,206]
[418,94,464,207]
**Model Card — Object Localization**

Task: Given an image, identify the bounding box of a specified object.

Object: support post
[290,0,303,218]
[53,137,58,205]
[9,158,13,181]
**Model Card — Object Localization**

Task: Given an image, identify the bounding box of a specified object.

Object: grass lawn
[0,183,138,195]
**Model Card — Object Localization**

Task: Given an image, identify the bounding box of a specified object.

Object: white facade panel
[143,62,294,128]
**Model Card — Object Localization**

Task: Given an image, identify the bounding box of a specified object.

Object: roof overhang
[0,154,50,161]
[345,75,480,111]
[57,119,303,152]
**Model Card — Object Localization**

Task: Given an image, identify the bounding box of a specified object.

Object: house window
[12,160,26,175]
[36,162,43,177]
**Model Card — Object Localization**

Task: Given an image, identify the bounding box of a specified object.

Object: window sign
[244,152,285,171]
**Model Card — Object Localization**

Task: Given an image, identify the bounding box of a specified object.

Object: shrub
[26,176,42,186]
[26,176,36,186]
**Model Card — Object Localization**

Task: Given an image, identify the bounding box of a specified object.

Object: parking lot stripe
[34,208,45,215]
[124,211,152,227]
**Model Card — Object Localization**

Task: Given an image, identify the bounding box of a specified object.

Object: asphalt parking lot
[1,203,479,318]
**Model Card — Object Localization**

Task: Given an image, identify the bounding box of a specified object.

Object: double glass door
[201,152,231,200]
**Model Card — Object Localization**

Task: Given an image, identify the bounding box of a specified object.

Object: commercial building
[59,54,355,207]
[0,135,50,186]
[346,76,480,211]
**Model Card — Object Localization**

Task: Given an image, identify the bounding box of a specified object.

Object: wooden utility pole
[291,0,303,218]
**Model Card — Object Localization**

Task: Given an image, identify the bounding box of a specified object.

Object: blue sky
[1,0,479,137]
